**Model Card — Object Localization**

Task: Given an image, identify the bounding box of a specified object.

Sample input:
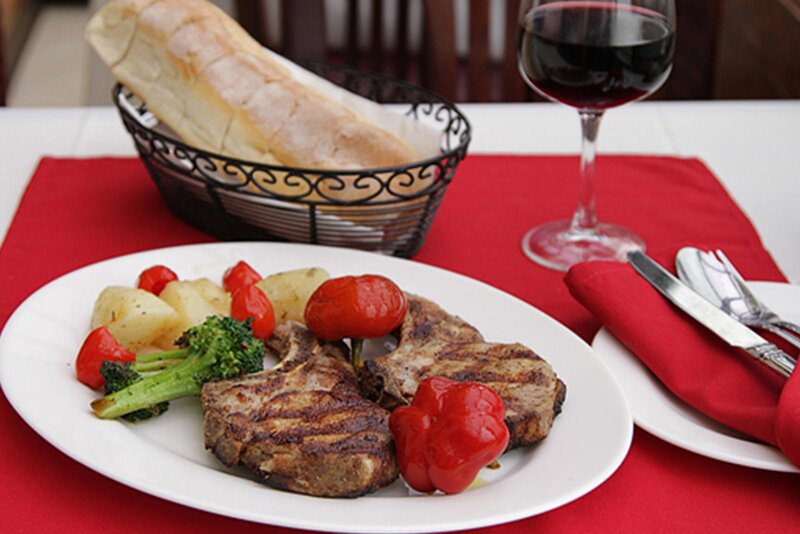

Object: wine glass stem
[570,110,604,236]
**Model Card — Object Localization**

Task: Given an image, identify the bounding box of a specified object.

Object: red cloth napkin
[2,156,799,534]
[565,252,788,445]
[777,371,800,466]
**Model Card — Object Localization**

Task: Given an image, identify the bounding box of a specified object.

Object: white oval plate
[592,281,797,473]
[0,242,632,533]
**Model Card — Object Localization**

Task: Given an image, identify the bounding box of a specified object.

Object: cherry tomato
[137,265,178,295]
[75,326,136,390]
[231,285,276,340]
[304,274,407,341]
[223,261,262,294]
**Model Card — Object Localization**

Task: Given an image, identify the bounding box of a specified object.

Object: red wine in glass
[519,3,675,109]
[517,0,676,271]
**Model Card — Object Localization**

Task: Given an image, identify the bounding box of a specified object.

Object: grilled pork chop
[201,322,399,498]
[359,294,566,449]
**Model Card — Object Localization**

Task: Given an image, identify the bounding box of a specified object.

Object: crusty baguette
[86,0,420,172]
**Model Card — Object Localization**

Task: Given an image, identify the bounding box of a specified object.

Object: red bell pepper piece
[389,376,510,494]
[304,274,407,365]
[223,260,262,294]
[75,326,136,390]
[137,265,178,296]
[231,284,276,341]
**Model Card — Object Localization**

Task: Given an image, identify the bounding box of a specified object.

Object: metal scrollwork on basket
[113,62,471,257]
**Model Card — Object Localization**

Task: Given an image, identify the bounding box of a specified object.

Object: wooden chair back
[422,0,527,102]
[235,0,528,102]
[234,0,723,103]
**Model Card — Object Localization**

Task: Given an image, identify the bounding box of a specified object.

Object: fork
[715,250,800,346]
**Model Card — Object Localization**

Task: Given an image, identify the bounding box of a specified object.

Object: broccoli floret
[100,361,169,422]
[91,316,265,420]
[101,360,142,394]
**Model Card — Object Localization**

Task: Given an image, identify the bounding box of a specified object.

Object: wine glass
[518,0,676,270]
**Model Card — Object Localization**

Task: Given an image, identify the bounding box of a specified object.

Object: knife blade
[628,250,795,378]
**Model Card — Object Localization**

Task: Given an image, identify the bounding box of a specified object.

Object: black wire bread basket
[113,63,471,257]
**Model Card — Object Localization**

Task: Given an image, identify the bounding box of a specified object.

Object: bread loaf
[86,0,420,171]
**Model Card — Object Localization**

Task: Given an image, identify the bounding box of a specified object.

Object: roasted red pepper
[304,274,407,365]
[137,265,178,295]
[231,284,276,341]
[223,260,262,294]
[75,326,136,390]
[389,376,510,494]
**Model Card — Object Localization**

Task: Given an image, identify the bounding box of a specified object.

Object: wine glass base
[522,220,645,271]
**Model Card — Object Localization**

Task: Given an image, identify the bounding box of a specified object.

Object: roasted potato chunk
[255,267,329,324]
[91,286,180,352]
[184,277,230,316]
[156,280,226,348]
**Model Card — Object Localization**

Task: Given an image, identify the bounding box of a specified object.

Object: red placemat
[0,156,797,534]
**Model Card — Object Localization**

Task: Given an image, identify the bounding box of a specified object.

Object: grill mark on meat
[260,413,388,452]
[298,431,395,456]
[436,344,544,362]
[411,321,433,339]
[487,348,544,361]
[445,369,551,385]
[257,390,379,421]
[258,412,389,447]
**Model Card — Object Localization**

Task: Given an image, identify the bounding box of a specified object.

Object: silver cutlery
[675,247,800,351]
[629,251,795,378]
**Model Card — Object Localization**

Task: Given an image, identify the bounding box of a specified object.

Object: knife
[628,250,795,378]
